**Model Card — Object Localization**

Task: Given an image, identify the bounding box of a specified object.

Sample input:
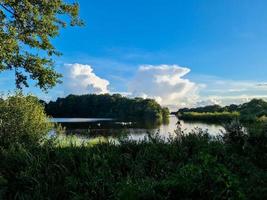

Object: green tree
[0,93,53,147]
[0,0,83,90]
[45,94,170,123]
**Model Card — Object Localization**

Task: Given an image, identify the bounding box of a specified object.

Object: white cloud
[62,63,110,95]
[198,95,267,107]
[128,64,201,109]
[49,63,267,110]
[196,98,223,107]
[196,77,267,107]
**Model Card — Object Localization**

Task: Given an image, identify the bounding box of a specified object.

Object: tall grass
[179,111,240,123]
[1,126,267,199]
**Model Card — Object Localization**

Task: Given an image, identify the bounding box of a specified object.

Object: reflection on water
[51,118,113,123]
[52,115,224,141]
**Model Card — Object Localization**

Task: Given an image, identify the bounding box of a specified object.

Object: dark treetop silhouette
[45,93,170,122]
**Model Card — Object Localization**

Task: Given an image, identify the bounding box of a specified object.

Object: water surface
[51,115,224,141]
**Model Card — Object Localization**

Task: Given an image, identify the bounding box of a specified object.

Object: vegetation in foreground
[177,99,267,122]
[44,94,170,123]
[1,94,267,199]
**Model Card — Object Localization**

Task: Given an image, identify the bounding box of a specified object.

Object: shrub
[0,93,53,147]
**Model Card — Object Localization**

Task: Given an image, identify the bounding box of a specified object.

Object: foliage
[0,93,53,147]
[45,94,170,122]
[178,111,239,123]
[0,120,267,199]
[239,99,267,122]
[0,0,82,90]
[177,98,267,122]
[178,104,224,113]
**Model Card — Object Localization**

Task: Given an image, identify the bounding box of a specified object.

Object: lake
[51,115,224,141]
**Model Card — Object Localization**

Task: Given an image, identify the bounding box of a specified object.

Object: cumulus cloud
[196,98,223,107]
[196,77,267,106]
[128,64,200,108]
[52,63,267,110]
[197,95,267,107]
[62,63,110,95]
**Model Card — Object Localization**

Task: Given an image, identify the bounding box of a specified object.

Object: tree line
[44,94,170,122]
[177,99,267,122]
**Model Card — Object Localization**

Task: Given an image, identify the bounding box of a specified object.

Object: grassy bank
[177,99,267,123]
[1,126,267,199]
[178,111,240,123]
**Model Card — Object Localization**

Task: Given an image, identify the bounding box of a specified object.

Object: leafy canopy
[0,0,82,90]
[0,92,53,147]
[45,93,170,122]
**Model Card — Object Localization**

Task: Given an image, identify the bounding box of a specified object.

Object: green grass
[53,134,112,147]
[179,111,240,123]
[1,126,267,200]
[257,115,267,122]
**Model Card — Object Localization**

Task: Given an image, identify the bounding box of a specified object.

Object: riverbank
[176,99,267,123]
[178,111,240,123]
[1,125,267,199]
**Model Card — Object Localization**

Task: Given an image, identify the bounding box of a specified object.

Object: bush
[0,93,53,147]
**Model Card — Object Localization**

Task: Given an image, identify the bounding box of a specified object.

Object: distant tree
[177,98,267,122]
[45,94,170,122]
[0,0,83,90]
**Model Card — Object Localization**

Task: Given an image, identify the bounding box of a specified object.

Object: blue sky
[2,0,267,108]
